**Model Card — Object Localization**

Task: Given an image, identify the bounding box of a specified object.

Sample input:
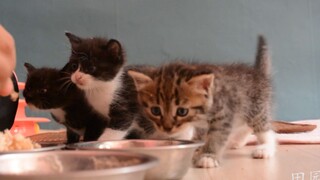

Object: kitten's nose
[163,126,172,132]
[74,74,85,85]
[75,74,83,81]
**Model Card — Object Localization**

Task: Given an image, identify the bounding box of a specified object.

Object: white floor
[182,145,320,180]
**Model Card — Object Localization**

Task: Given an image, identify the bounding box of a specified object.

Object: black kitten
[23,63,108,143]
[62,33,155,140]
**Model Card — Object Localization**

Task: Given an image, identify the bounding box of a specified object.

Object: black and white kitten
[23,63,108,143]
[63,33,154,140]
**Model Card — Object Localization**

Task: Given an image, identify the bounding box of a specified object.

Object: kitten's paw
[252,130,277,159]
[252,145,275,159]
[194,154,220,168]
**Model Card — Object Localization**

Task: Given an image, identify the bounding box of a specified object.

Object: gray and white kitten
[128,35,277,168]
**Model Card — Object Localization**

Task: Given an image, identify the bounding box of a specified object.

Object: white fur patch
[252,130,277,158]
[72,68,123,118]
[150,123,195,140]
[227,123,253,149]
[195,154,220,168]
[98,128,128,141]
[171,124,195,140]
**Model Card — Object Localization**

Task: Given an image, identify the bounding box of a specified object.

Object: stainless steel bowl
[69,140,204,180]
[0,144,65,154]
[0,150,158,180]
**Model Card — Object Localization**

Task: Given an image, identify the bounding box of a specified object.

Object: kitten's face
[63,33,125,90]
[23,63,67,109]
[128,66,214,136]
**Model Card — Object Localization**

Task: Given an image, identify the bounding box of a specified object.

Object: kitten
[128,35,276,168]
[63,33,154,140]
[23,63,108,143]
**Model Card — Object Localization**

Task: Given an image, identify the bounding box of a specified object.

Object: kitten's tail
[255,35,271,76]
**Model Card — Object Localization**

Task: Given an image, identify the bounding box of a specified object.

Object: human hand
[0,25,17,99]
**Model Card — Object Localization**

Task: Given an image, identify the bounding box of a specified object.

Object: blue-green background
[1,0,319,129]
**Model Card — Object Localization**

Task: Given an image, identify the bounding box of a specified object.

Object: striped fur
[129,36,277,168]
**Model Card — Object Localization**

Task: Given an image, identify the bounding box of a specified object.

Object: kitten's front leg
[66,129,80,144]
[83,120,107,141]
[194,121,232,168]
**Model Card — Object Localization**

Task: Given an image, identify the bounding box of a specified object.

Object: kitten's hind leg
[250,120,277,158]
[227,124,253,149]
[252,130,276,159]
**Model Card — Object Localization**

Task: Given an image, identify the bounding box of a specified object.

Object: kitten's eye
[39,89,47,94]
[70,63,78,71]
[150,107,161,116]
[80,56,88,61]
[176,108,189,117]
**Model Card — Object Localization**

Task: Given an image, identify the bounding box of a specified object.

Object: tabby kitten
[23,63,108,143]
[63,33,154,140]
[128,36,276,168]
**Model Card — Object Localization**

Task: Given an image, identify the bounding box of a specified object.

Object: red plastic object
[10,82,50,136]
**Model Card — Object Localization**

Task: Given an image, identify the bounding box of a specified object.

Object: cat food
[0,151,158,180]
[0,130,41,151]
[91,156,142,169]
[69,140,204,179]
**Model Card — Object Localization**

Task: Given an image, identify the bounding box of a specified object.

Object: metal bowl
[0,150,158,180]
[0,144,65,154]
[68,139,204,180]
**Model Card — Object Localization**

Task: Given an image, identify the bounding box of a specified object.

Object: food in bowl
[91,156,142,169]
[0,150,158,180]
[0,130,41,151]
[69,139,204,180]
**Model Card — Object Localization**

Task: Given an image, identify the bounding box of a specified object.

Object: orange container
[10,82,50,136]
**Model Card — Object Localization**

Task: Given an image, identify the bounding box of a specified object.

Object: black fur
[63,33,155,139]
[23,63,108,144]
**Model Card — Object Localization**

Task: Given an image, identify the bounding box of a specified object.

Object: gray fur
[129,35,276,168]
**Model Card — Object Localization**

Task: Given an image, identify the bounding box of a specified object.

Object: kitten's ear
[24,63,36,73]
[187,74,214,94]
[65,32,82,47]
[128,70,153,91]
[105,39,122,58]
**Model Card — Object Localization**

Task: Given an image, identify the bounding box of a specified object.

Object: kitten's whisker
[59,80,70,91]
[61,71,72,76]
[59,79,75,94]
[64,81,74,94]
[58,77,71,82]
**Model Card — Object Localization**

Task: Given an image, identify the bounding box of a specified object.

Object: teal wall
[0,0,319,129]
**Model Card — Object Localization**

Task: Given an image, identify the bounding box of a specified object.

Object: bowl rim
[0,144,66,154]
[68,139,205,151]
[0,150,158,177]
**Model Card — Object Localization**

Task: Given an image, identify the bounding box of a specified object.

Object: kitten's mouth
[74,79,87,88]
